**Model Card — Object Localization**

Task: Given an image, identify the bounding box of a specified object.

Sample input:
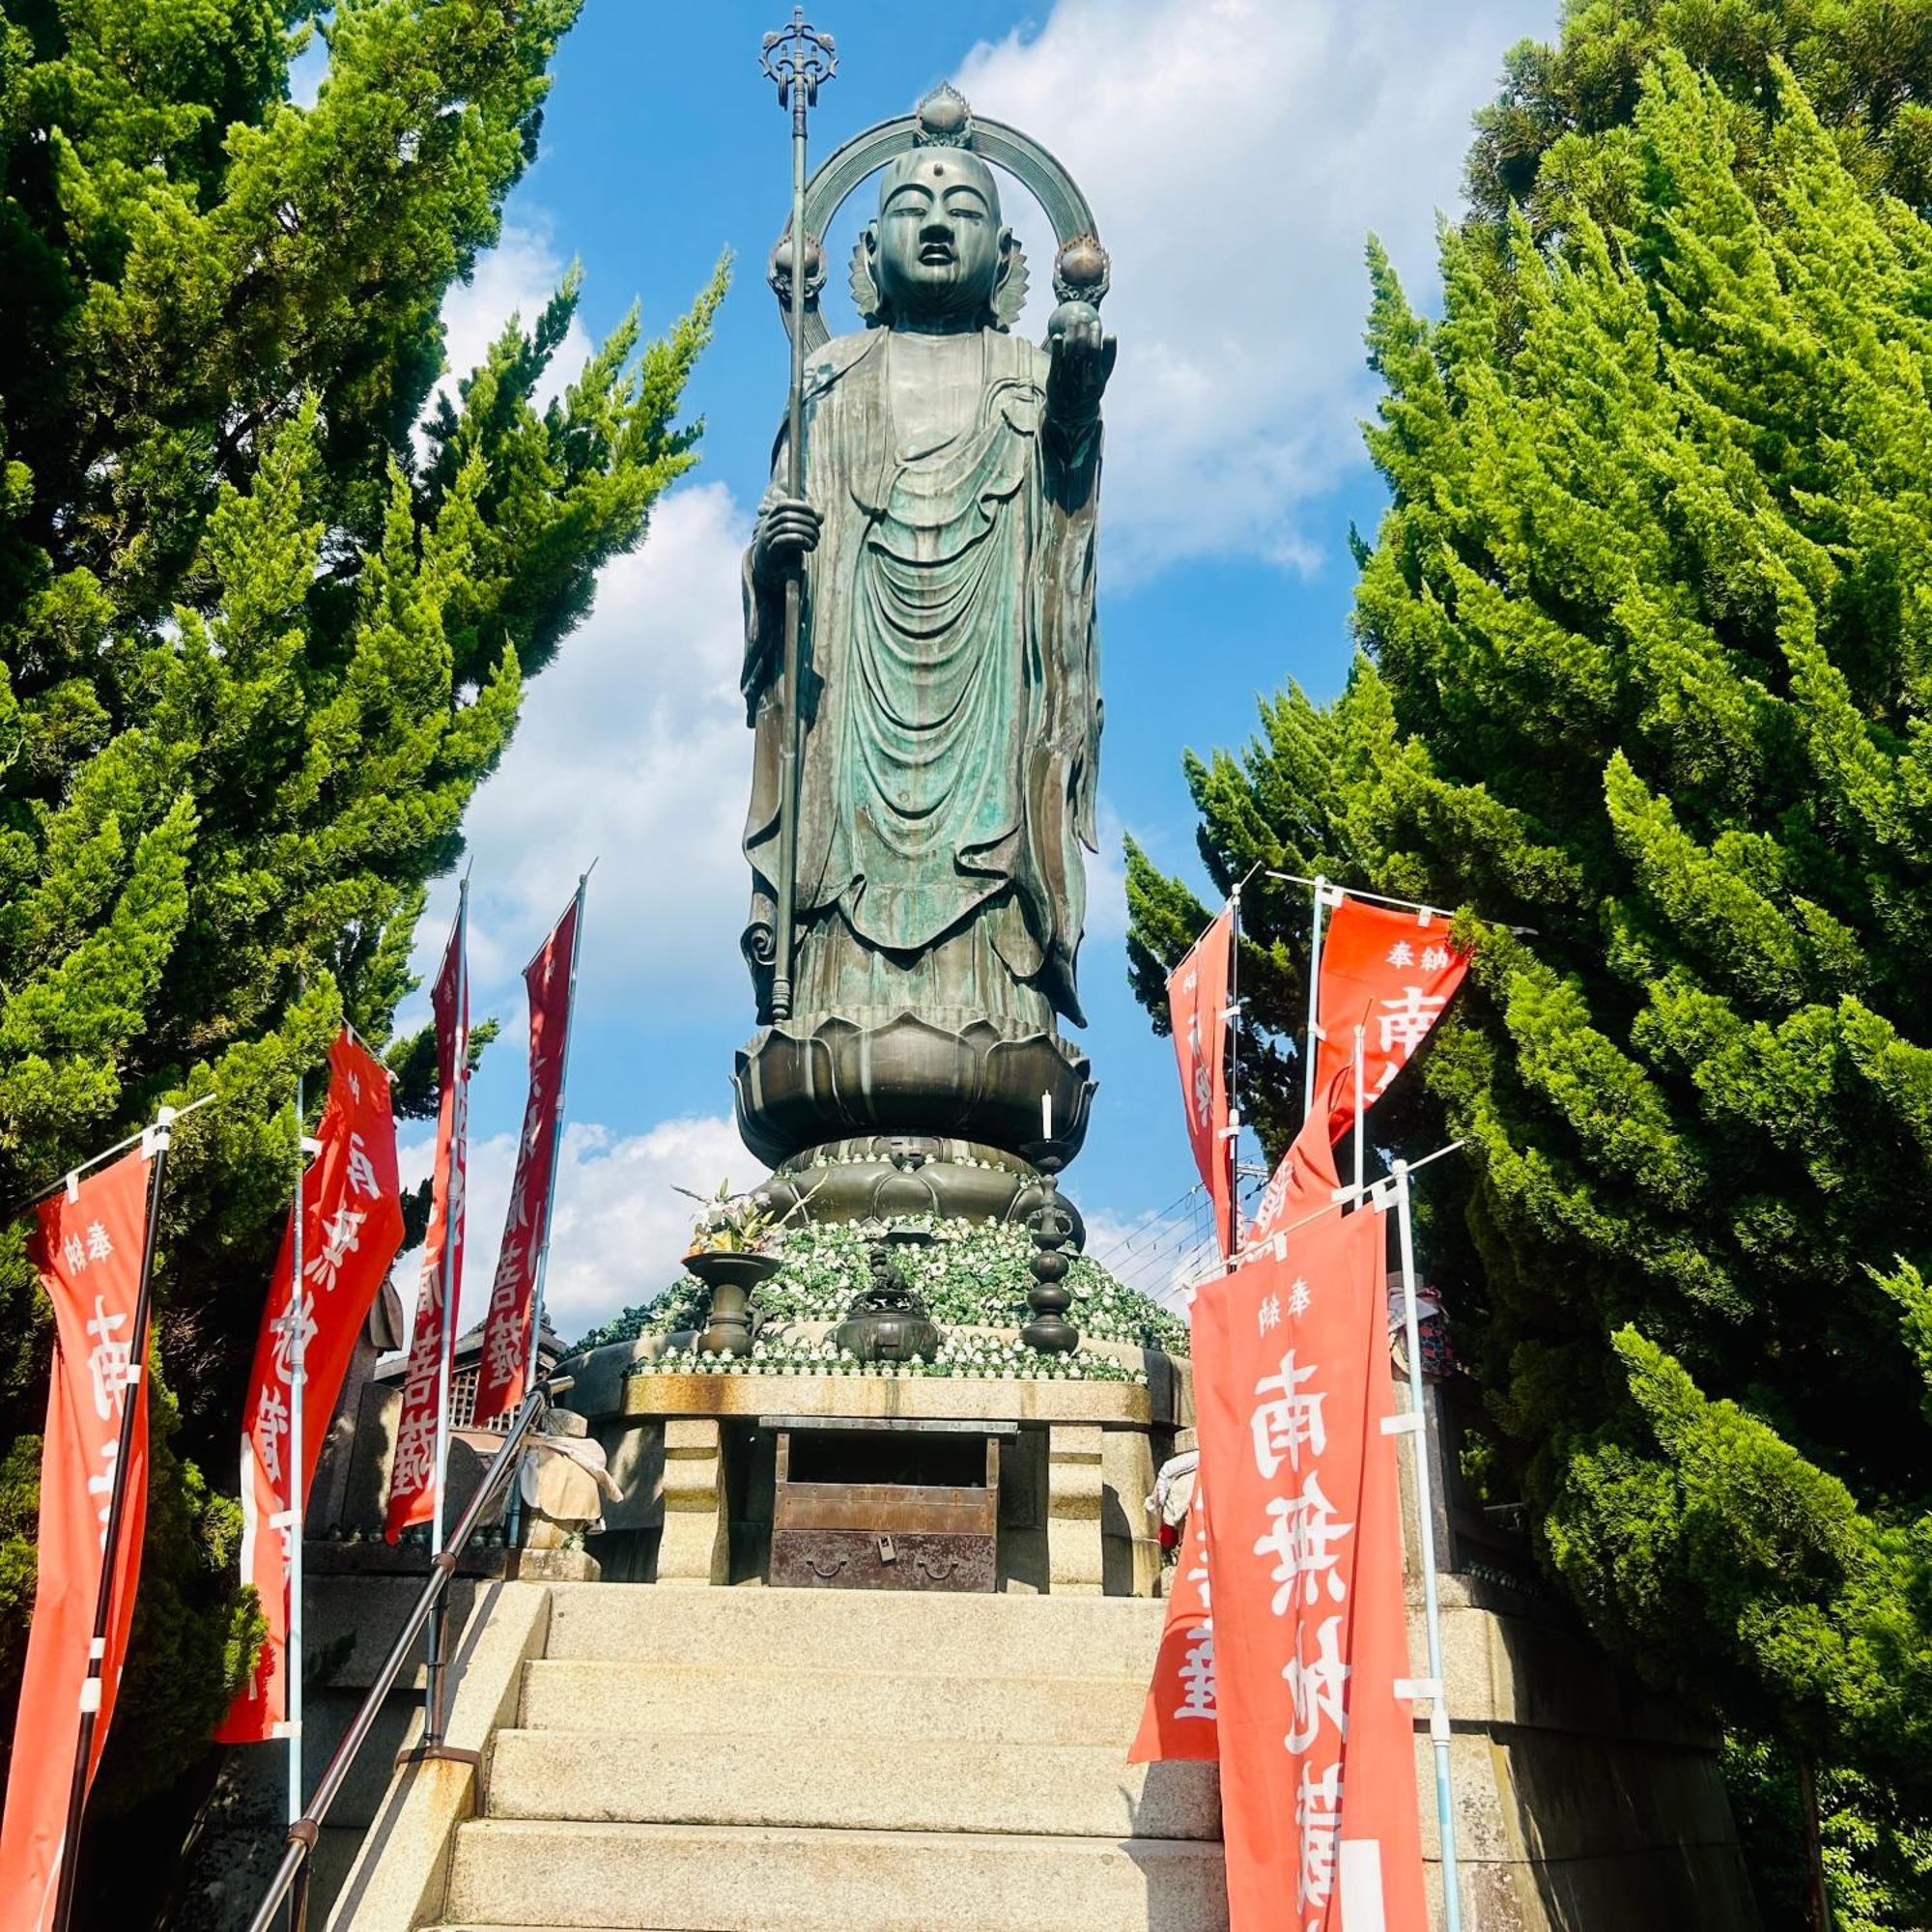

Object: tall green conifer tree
[1467,0,1932,232]
[1129,43,1932,1926]
[0,0,723,1855]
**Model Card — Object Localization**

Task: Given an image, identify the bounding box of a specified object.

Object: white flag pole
[283,1071,322,1825]
[1268,867,1538,938]
[1386,1158,1463,1931]
[1352,1023,1367,1205]
[47,1103,181,1932]
[1301,875,1329,1123]
[430,875,468,1572]
[1224,881,1243,1255]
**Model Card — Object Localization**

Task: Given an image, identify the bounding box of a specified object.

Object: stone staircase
[422,1583,1226,1932]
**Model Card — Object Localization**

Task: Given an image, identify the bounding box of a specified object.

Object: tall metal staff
[760,7,836,1022]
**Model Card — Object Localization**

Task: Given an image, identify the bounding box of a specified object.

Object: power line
[1087,1179,1208,1269]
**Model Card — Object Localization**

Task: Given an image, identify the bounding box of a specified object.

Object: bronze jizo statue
[735,84,1115,1228]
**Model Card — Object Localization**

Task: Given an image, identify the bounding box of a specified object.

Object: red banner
[1168,905,1235,1251]
[473,893,580,1425]
[1245,1064,1350,1258]
[385,912,469,1543]
[217,1030,405,1744]
[1139,1074,1350,1776]
[1128,1496,1219,1763]
[1310,896,1469,1144]
[0,1148,155,1932]
[1193,1182,1425,1932]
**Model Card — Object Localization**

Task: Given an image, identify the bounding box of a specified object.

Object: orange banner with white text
[1138,1068,1349,1776]
[1192,1182,1425,1932]
[385,914,469,1543]
[218,1030,404,1743]
[1310,895,1469,1145]
[473,893,580,1425]
[1129,1497,1219,1763]
[0,1149,156,1932]
[1167,905,1236,1252]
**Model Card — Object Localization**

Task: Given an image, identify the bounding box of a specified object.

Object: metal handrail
[243,1374,575,1932]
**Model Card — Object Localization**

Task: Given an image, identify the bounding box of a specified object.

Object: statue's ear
[990,226,1030,333]
[851,222,886,327]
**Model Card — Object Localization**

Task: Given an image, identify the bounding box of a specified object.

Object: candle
[1040,1090,1053,1141]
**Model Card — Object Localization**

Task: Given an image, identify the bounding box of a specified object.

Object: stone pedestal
[1045,1423,1105,1594]
[1102,1428,1162,1597]
[657,1416,729,1586]
[571,1366,1183,1595]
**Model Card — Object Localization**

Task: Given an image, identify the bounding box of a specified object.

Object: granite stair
[423,1582,1226,1932]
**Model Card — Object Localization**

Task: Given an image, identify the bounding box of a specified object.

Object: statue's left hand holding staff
[748,496,820,702]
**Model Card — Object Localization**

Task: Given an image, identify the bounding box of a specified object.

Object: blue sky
[390,0,1559,1341]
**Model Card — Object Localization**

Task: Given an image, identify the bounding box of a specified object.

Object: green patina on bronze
[734,90,1116,1180]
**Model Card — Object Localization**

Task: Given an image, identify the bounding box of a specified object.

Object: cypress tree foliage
[1128,50,1932,1913]
[0,0,724,1831]
[1468,0,1932,235]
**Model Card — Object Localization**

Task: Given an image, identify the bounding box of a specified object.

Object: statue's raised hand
[752,494,822,586]
[1045,301,1117,428]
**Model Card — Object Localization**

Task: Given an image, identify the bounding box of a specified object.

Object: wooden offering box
[765,1415,1011,1593]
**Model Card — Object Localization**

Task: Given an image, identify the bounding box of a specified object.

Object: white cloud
[414,480,753,1025]
[396,1110,753,1346]
[952,0,1550,578]
[434,221,595,423]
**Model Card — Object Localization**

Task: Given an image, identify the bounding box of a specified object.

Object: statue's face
[868,152,1009,327]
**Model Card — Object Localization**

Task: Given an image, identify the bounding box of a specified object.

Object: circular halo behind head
[771,85,1110,352]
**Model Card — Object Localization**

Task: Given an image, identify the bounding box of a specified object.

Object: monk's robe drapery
[742,325,1101,1032]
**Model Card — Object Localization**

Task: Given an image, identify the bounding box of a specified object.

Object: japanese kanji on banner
[1310,895,1469,1145]
[1129,1496,1219,1764]
[0,1149,155,1932]
[1192,1177,1426,1932]
[384,911,469,1544]
[472,891,581,1425]
[1167,905,1235,1250]
[217,1030,405,1744]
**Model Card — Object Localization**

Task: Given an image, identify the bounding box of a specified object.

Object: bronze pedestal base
[734,1009,1095,1172]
